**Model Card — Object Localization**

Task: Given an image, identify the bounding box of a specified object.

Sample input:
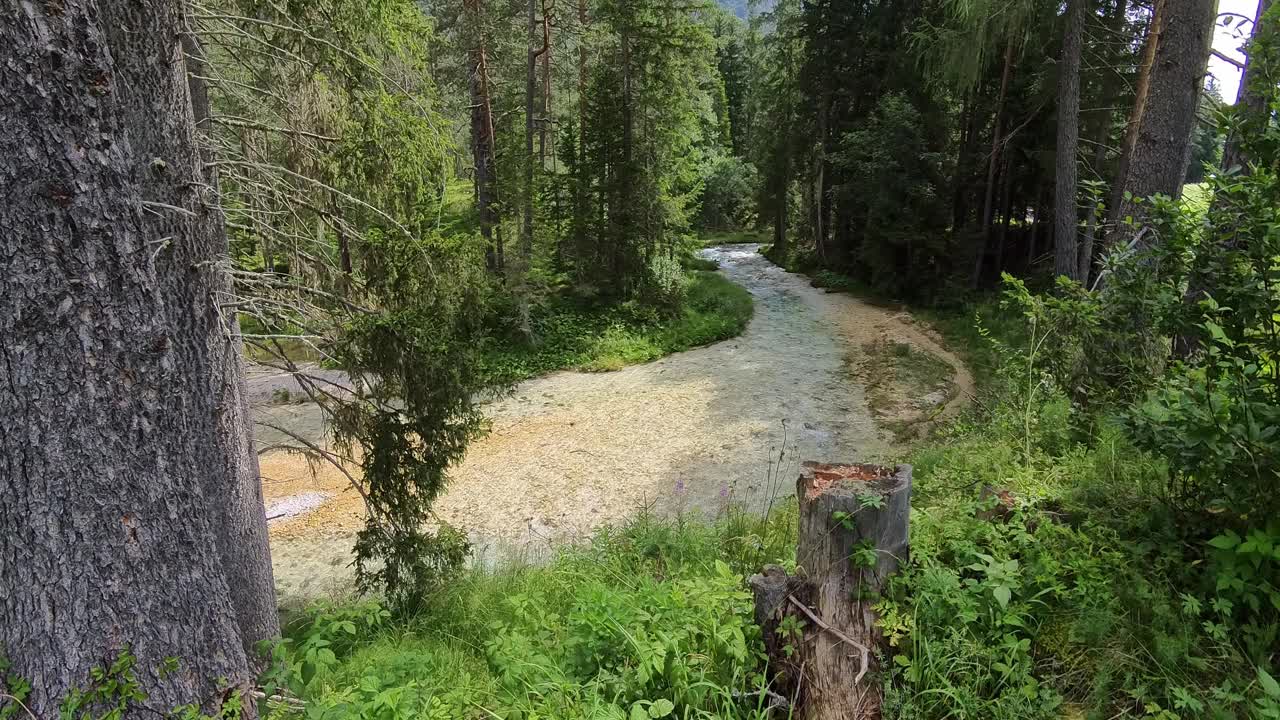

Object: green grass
[480,270,753,382]
[276,506,798,719]
[699,229,769,246]
[266,277,1279,720]
[1180,181,1212,220]
[434,178,480,238]
[886,341,954,391]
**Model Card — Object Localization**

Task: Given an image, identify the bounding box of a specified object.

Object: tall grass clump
[264,502,797,720]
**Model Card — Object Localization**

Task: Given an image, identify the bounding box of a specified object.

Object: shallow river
[261,245,968,600]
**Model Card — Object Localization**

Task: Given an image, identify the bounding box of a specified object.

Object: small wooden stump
[749,461,912,720]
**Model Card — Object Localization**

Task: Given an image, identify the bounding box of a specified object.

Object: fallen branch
[786,595,872,686]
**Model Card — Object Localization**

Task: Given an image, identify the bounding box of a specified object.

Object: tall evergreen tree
[1,0,276,713]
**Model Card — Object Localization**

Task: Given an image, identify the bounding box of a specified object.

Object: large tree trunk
[1054,0,1085,281]
[1108,0,1165,230]
[750,463,912,720]
[1,0,274,715]
[1106,0,1216,250]
[182,30,280,661]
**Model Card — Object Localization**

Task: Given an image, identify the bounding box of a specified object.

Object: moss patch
[849,339,957,441]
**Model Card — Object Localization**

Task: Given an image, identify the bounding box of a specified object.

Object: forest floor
[257,244,973,602]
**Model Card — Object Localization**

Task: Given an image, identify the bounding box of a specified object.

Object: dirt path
[262,245,973,600]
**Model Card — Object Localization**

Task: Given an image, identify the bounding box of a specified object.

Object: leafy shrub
[881,501,1123,719]
[639,254,692,316]
[882,284,1280,719]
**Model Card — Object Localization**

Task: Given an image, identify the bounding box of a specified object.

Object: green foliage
[1027,22,1280,521]
[564,0,724,303]
[882,352,1280,720]
[57,650,148,720]
[698,157,759,231]
[335,232,489,610]
[480,269,753,382]
[1121,169,1280,517]
[0,649,250,720]
[263,508,797,720]
[206,0,498,607]
[832,92,950,299]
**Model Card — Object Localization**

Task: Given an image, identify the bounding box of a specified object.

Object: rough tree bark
[750,463,912,720]
[1107,0,1165,230]
[181,27,280,660]
[1054,0,1085,281]
[1107,0,1217,250]
[1,0,275,715]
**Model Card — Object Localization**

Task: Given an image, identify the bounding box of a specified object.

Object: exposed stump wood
[750,462,912,720]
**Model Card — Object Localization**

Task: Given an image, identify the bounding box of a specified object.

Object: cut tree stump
[749,461,912,720]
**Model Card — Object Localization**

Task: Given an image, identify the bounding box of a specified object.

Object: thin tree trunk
[1078,138,1107,283]
[519,0,549,337]
[2,0,272,714]
[467,0,501,272]
[1221,0,1273,174]
[973,39,1015,288]
[1055,0,1085,281]
[951,91,979,231]
[1076,0,1129,284]
[813,91,829,262]
[617,20,634,291]
[995,155,1014,275]
[982,40,1016,239]
[539,0,553,167]
[574,0,590,270]
[1027,196,1042,270]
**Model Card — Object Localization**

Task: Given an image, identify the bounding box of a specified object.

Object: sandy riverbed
[256,245,973,602]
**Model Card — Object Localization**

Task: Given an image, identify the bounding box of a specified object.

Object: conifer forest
[3,0,1280,717]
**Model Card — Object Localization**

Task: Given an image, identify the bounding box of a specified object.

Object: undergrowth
[251,284,1280,720]
[242,249,1280,720]
[480,269,753,382]
[266,507,799,719]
